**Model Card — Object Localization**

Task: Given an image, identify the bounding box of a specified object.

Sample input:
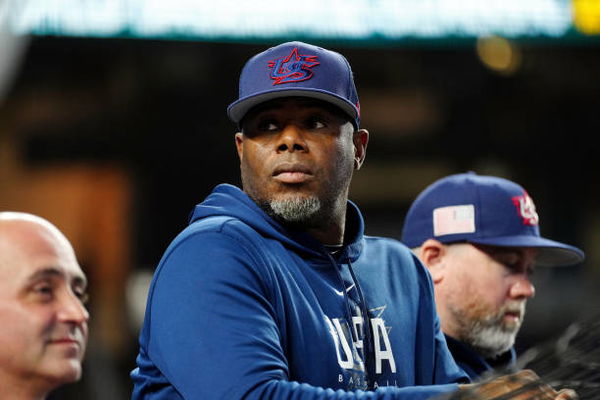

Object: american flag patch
[433,205,475,236]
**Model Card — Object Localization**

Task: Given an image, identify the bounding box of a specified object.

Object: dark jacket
[445,335,516,380]
[131,184,468,399]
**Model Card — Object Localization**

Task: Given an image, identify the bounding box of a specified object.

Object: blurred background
[1,0,599,398]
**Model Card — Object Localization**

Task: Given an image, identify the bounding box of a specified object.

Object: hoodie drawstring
[327,251,375,387]
[347,256,376,386]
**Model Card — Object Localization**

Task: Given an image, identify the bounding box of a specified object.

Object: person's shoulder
[152,215,264,268]
[357,236,437,305]
[360,235,421,269]
[177,215,260,243]
[176,213,286,260]
[361,235,430,276]
[363,234,414,257]
[150,215,274,291]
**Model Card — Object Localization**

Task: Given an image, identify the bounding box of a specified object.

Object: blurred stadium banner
[2,0,599,44]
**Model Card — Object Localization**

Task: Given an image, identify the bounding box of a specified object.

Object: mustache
[47,325,87,344]
[480,301,526,325]
[498,302,526,327]
[502,301,526,315]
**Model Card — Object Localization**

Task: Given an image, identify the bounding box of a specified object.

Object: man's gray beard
[467,322,518,359]
[456,304,524,359]
[264,196,322,225]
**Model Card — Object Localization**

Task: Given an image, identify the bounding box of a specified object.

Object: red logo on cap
[268,48,319,85]
[512,191,539,226]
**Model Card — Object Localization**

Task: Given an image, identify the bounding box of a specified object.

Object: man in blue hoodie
[130,42,574,400]
[401,172,585,380]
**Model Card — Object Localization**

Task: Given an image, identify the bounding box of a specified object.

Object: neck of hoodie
[190,184,365,262]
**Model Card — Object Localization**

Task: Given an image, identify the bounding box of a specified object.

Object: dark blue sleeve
[411,252,470,385]
[432,314,470,384]
[134,229,461,399]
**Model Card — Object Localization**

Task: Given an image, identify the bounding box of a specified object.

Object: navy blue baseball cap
[227,41,360,128]
[401,172,585,267]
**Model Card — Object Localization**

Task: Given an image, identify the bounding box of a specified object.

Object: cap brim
[466,235,585,267]
[227,88,358,127]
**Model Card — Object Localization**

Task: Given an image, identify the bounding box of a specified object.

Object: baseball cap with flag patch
[227,41,360,129]
[401,172,585,267]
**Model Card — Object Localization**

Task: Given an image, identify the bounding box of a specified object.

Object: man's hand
[455,369,578,400]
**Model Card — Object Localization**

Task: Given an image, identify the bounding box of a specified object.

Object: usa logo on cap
[512,191,539,226]
[227,41,361,128]
[268,48,319,85]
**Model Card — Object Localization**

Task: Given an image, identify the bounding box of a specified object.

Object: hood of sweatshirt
[189,184,365,263]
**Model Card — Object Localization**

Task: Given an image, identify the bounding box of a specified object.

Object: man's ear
[235,132,244,161]
[353,129,369,170]
[419,239,447,284]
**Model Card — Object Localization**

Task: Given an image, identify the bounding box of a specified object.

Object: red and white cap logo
[512,191,539,226]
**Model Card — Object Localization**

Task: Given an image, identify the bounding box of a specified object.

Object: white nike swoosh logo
[334,284,356,296]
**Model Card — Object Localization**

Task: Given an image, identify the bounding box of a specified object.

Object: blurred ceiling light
[573,0,600,35]
[7,0,573,41]
[0,1,30,105]
[476,35,521,76]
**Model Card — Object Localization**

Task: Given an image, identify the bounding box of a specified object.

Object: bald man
[0,212,89,400]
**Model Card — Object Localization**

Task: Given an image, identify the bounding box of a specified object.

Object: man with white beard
[401,172,585,380]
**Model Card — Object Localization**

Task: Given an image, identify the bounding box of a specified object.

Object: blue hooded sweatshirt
[131,184,468,399]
